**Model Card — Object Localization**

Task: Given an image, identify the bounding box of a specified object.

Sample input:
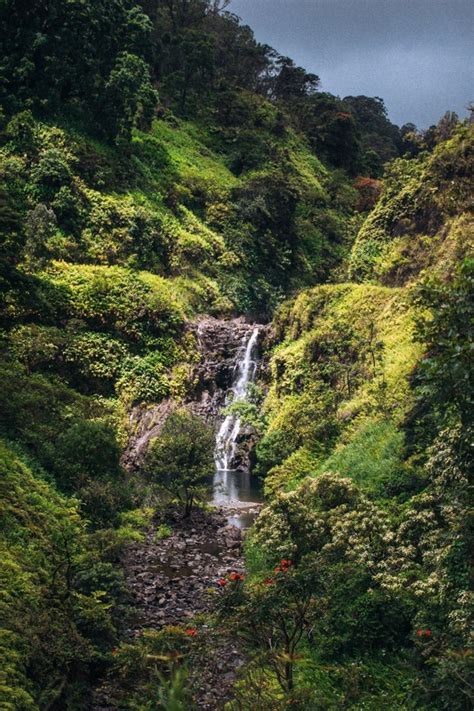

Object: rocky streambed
[93,505,261,710]
[94,317,267,708]
[123,508,246,629]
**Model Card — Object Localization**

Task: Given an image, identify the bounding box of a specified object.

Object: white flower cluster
[254,473,390,569]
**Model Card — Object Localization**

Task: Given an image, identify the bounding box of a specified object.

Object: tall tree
[146,410,215,516]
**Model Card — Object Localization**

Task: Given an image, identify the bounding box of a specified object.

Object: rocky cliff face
[122,318,270,471]
[122,399,176,471]
[189,317,264,419]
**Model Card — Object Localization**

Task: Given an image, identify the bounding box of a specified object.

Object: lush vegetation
[243,142,473,708]
[0,0,472,708]
[145,409,215,516]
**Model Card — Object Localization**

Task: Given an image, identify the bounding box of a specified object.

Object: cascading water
[215,326,260,472]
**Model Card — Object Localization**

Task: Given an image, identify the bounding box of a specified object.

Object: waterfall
[215,326,260,471]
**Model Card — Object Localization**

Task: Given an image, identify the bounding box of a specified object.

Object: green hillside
[246,128,473,708]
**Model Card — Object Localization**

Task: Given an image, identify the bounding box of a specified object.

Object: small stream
[93,321,265,709]
[212,325,264,529]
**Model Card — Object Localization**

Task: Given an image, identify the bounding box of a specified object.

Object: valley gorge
[93,320,265,710]
[0,0,472,708]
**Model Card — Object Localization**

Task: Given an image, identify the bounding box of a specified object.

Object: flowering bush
[252,473,390,567]
[218,558,321,694]
[416,629,432,638]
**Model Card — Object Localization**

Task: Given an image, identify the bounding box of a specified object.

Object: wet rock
[121,398,177,470]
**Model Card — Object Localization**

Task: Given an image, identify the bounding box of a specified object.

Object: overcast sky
[229,0,473,128]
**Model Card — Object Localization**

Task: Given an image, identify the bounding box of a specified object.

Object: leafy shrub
[80,192,166,267]
[45,263,185,342]
[29,147,73,202]
[414,259,473,427]
[154,524,173,541]
[8,324,64,372]
[116,355,170,404]
[0,440,121,708]
[52,420,123,491]
[63,331,128,386]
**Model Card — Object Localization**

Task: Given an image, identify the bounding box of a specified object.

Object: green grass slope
[260,283,421,496]
[349,125,473,284]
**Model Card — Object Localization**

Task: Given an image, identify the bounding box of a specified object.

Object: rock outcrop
[189,317,263,420]
[122,317,270,471]
[122,398,176,470]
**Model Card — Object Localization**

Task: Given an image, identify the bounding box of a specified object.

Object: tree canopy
[146,409,215,515]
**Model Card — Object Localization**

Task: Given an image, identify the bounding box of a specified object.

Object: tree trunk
[184,492,193,517]
[285,660,294,692]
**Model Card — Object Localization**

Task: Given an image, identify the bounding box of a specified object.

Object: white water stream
[214,326,260,472]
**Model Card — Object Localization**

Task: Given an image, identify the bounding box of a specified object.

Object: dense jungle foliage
[0,0,472,709]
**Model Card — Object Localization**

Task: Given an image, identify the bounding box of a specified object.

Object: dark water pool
[209,469,264,529]
[212,469,264,506]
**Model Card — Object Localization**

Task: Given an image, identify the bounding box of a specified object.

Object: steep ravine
[93,319,266,709]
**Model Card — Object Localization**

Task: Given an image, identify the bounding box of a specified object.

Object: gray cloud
[230,0,474,127]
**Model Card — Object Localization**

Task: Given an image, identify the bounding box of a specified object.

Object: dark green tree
[343,95,402,173]
[52,420,128,527]
[414,259,474,428]
[102,52,158,142]
[272,56,319,102]
[0,187,24,291]
[146,409,215,516]
[297,93,362,173]
[0,0,155,139]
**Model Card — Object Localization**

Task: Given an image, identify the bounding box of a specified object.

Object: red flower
[217,578,228,587]
[274,566,283,574]
[229,571,244,582]
[416,629,432,638]
[184,628,197,636]
[264,578,274,586]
